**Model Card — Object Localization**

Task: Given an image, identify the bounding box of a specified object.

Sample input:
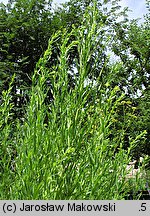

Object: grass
[0,1,148,199]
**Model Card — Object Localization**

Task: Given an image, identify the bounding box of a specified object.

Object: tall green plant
[0,74,16,198]
[0,0,146,199]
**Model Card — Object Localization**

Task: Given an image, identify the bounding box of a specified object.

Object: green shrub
[0,1,146,199]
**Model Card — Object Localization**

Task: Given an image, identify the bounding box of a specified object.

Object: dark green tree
[0,0,53,118]
[108,1,150,159]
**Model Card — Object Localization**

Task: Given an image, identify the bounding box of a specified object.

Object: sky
[0,0,148,21]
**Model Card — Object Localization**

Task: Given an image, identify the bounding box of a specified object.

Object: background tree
[0,0,53,118]
[108,1,150,160]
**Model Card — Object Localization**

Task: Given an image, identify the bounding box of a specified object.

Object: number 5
[141,203,146,211]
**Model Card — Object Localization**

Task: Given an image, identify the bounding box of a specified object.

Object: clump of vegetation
[0,0,149,199]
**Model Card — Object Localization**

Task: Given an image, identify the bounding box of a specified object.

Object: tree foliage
[0,0,53,118]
